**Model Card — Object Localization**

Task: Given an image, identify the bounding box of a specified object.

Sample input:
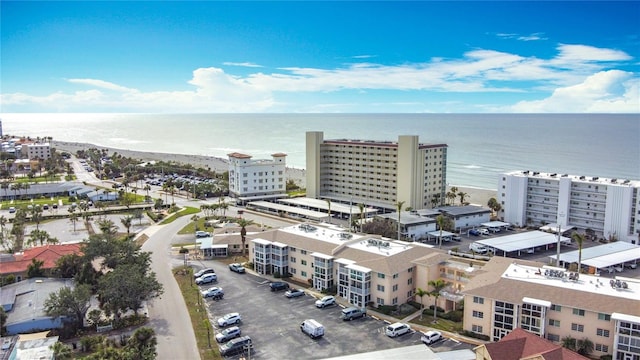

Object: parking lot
[193,261,469,359]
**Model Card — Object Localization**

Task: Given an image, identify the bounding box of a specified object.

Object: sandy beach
[52,140,495,206]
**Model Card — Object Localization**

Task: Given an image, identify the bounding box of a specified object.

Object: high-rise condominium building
[306,131,447,211]
[499,171,640,243]
[227,152,287,202]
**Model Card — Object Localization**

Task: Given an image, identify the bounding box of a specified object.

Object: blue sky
[1,1,639,113]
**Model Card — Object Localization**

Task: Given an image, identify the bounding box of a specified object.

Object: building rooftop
[463,257,640,317]
[3,278,75,326]
[505,170,640,187]
[480,328,588,360]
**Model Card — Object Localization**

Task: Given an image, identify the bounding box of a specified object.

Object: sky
[1,1,639,113]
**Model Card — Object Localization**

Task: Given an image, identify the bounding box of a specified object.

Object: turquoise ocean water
[1,113,638,190]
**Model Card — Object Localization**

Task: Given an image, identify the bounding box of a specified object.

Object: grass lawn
[410,315,462,333]
[159,206,200,225]
[173,266,221,360]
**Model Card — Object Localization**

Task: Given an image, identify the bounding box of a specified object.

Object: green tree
[428,279,448,322]
[457,191,468,205]
[53,253,84,278]
[27,258,45,278]
[561,335,577,351]
[97,263,163,319]
[29,204,44,230]
[49,342,73,360]
[29,229,52,246]
[358,203,365,233]
[69,210,79,233]
[0,307,7,336]
[43,284,92,330]
[126,327,157,360]
[487,198,502,217]
[238,218,254,257]
[571,231,586,273]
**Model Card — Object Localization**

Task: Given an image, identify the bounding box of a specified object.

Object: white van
[470,242,488,254]
[385,322,411,337]
[300,319,324,339]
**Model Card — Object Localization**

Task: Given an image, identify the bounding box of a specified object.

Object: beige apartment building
[463,256,640,359]
[227,152,287,203]
[305,131,447,212]
[248,223,450,308]
[21,142,51,160]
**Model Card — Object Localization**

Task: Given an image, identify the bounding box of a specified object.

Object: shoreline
[52,140,496,205]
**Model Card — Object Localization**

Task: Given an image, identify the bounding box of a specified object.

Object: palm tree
[576,337,594,356]
[120,215,134,237]
[144,184,151,198]
[435,214,445,248]
[50,342,73,360]
[237,218,254,257]
[571,232,586,273]
[487,197,501,217]
[428,279,448,322]
[431,193,441,208]
[561,335,577,351]
[396,200,405,241]
[0,181,9,198]
[218,198,229,218]
[457,191,468,205]
[415,287,429,320]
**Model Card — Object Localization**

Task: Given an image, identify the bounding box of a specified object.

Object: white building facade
[306,131,447,212]
[228,152,287,202]
[21,142,51,160]
[499,171,640,243]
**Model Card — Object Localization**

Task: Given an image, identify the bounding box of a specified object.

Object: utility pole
[556,212,565,267]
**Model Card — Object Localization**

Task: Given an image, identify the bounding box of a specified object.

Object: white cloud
[1,44,637,113]
[67,78,136,92]
[509,70,639,113]
[222,62,263,68]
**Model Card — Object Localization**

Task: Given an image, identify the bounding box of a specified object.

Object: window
[392,284,398,292]
[301,271,307,277]
[595,344,609,353]
[290,247,296,252]
[377,273,385,279]
[547,333,560,342]
[573,308,585,316]
[472,325,483,333]
[392,273,399,279]
[301,260,307,266]
[473,296,484,304]
[408,268,413,273]
[551,304,562,312]
[473,311,484,319]
[549,319,560,327]
[407,278,413,285]
[301,250,307,255]
[598,313,611,321]
[290,257,296,263]
[377,298,384,305]
[596,328,610,337]
[571,323,584,332]
[290,268,296,274]
[377,285,385,292]
[392,297,398,305]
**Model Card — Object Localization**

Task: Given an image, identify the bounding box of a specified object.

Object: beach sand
[53,140,495,205]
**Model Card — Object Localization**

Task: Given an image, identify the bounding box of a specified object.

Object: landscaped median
[173,266,221,360]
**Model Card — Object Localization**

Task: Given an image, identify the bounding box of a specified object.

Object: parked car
[229,263,245,273]
[421,330,443,345]
[468,229,480,236]
[194,268,216,279]
[315,295,336,308]
[195,273,218,285]
[269,282,289,292]
[625,262,638,269]
[469,242,488,254]
[195,230,211,238]
[201,287,224,299]
[385,322,411,337]
[219,335,251,356]
[300,319,324,339]
[341,307,366,321]
[452,235,462,242]
[217,313,242,327]
[478,228,490,236]
[8,207,15,213]
[285,288,305,298]
[215,326,241,343]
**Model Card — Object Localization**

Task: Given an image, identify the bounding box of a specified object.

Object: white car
[421,330,443,344]
[215,326,241,343]
[195,273,217,285]
[217,312,242,327]
[478,228,490,236]
[385,322,411,337]
[315,295,336,308]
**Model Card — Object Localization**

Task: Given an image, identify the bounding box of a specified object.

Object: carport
[426,230,456,244]
[476,231,570,256]
[278,197,378,220]
[246,200,328,221]
[481,221,510,231]
[548,242,640,272]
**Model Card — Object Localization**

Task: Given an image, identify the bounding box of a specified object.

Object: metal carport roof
[582,248,640,269]
[548,242,639,264]
[476,231,570,253]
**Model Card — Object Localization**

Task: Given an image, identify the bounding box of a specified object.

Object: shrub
[178,247,189,254]
[273,271,281,278]
[377,305,397,315]
[429,305,446,313]
[461,330,490,341]
[407,301,421,310]
[443,310,463,322]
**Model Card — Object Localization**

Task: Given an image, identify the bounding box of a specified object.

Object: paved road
[141,217,201,360]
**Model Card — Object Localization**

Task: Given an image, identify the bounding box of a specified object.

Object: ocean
[1,113,638,190]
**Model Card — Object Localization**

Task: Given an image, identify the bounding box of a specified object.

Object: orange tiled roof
[484,328,589,360]
[0,244,82,274]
